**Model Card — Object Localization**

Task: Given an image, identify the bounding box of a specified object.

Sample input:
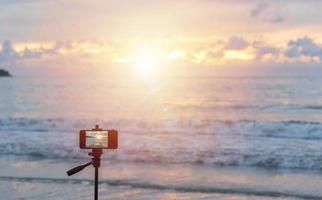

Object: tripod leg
[95,166,98,200]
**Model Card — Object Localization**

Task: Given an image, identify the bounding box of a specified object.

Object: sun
[134,54,159,78]
[131,45,161,78]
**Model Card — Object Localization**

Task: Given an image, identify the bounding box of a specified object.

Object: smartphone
[79,129,118,149]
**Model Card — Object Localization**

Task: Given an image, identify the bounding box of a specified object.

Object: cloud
[0,41,19,62]
[22,48,43,59]
[252,41,280,60]
[285,36,322,60]
[251,0,268,17]
[1,36,322,68]
[271,15,283,23]
[0,40,51,63]
[251,0,284,23]
[0,0,40,5]
[0,40,123,67]
[224,36,249,50]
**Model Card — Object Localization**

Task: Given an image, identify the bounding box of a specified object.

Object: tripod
[67,148,103,200]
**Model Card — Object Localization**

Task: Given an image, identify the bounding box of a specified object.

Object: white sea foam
[1,117,322,170]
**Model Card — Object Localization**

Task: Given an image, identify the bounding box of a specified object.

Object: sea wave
[302,105,322,110]
[164,102,322,112]
[1,117,322,138]
[1,117,322,170]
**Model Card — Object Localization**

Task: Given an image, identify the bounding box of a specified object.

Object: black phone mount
[67,125,104,200]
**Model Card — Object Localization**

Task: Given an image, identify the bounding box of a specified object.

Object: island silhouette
[0,69,11,77]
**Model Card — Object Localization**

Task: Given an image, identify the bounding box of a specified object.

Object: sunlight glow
[95,134,103,140]
[13,42,55,52]
[131,45,161,78]
[167,50,186,60]
[224,50,255,60]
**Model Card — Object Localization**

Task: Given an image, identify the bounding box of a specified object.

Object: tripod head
[67,148,103,176]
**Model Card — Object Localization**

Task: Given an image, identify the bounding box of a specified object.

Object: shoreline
[1,155,322,199]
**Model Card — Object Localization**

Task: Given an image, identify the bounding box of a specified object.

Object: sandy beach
[1,155,322,200]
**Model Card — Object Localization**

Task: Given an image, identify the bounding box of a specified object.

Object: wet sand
[1,155,322,200]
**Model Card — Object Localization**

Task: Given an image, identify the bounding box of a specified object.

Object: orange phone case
[79,129,118,149]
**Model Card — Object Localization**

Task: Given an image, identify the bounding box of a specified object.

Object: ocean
[1,75,322,199]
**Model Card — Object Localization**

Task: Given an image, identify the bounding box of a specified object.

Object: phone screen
[85,130,108,148]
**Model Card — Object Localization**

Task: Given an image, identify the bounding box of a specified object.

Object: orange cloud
[1,36,322,68]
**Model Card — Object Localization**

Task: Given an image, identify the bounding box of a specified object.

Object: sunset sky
[1,0,322,76]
